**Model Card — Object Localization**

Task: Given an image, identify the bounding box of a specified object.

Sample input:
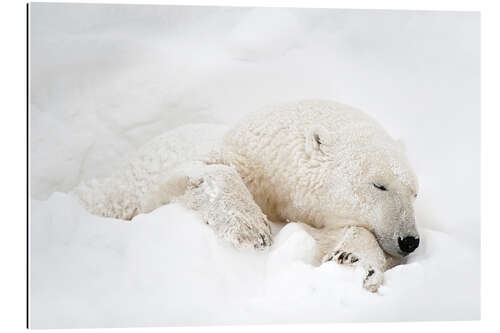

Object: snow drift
[29,3,480,328]
[31,193,479,328]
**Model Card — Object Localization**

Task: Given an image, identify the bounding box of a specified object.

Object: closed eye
[373,183,387,191]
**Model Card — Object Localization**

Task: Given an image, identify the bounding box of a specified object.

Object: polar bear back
[129,123,228,175]
[72,124,228,219]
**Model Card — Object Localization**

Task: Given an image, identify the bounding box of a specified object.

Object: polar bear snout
[398,236,419,255]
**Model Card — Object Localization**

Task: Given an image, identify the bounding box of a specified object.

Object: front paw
[236,225,273,250]
[216,217,273,251]
[322,250,359,264]
[363,268,383,293]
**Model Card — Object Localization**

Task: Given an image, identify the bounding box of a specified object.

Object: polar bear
[72,99,419,292]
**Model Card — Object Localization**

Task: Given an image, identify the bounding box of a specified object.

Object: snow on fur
[72,100,419,272]
[68,99,422,296]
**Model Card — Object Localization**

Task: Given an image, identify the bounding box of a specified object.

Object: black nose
[398,236,419,254]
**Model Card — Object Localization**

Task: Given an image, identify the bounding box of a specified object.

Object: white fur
[72,99,419,292]
[223,100,419,257]
[71,124,227,219]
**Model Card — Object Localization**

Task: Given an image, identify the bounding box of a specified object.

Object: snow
[31,193,479,328]
[29,3,480,328]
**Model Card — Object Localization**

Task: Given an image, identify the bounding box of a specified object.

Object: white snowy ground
[30,4,480,328]
[31,193,478,328]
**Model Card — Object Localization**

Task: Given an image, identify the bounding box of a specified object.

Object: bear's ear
[306,126,328,156]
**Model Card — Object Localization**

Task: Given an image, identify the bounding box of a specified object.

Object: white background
[0,0,500,330]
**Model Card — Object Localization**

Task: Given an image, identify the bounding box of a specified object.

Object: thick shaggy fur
[72,124,227,220]
[72,99,419,292]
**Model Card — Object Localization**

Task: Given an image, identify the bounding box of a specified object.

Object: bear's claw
[228,219,273,251]
[363,268,383,293]
[323,250,359,264]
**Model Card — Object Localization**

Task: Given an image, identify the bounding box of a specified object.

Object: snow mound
[30,193,479,328]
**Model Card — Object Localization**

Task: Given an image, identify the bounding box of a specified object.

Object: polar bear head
[225,100,420,258]
[302,103,420,258]
[317,143,421,258]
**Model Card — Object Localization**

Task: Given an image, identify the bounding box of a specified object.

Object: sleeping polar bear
[72,99,420,292]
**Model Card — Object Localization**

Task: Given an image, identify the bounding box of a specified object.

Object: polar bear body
[72,99,420,291]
